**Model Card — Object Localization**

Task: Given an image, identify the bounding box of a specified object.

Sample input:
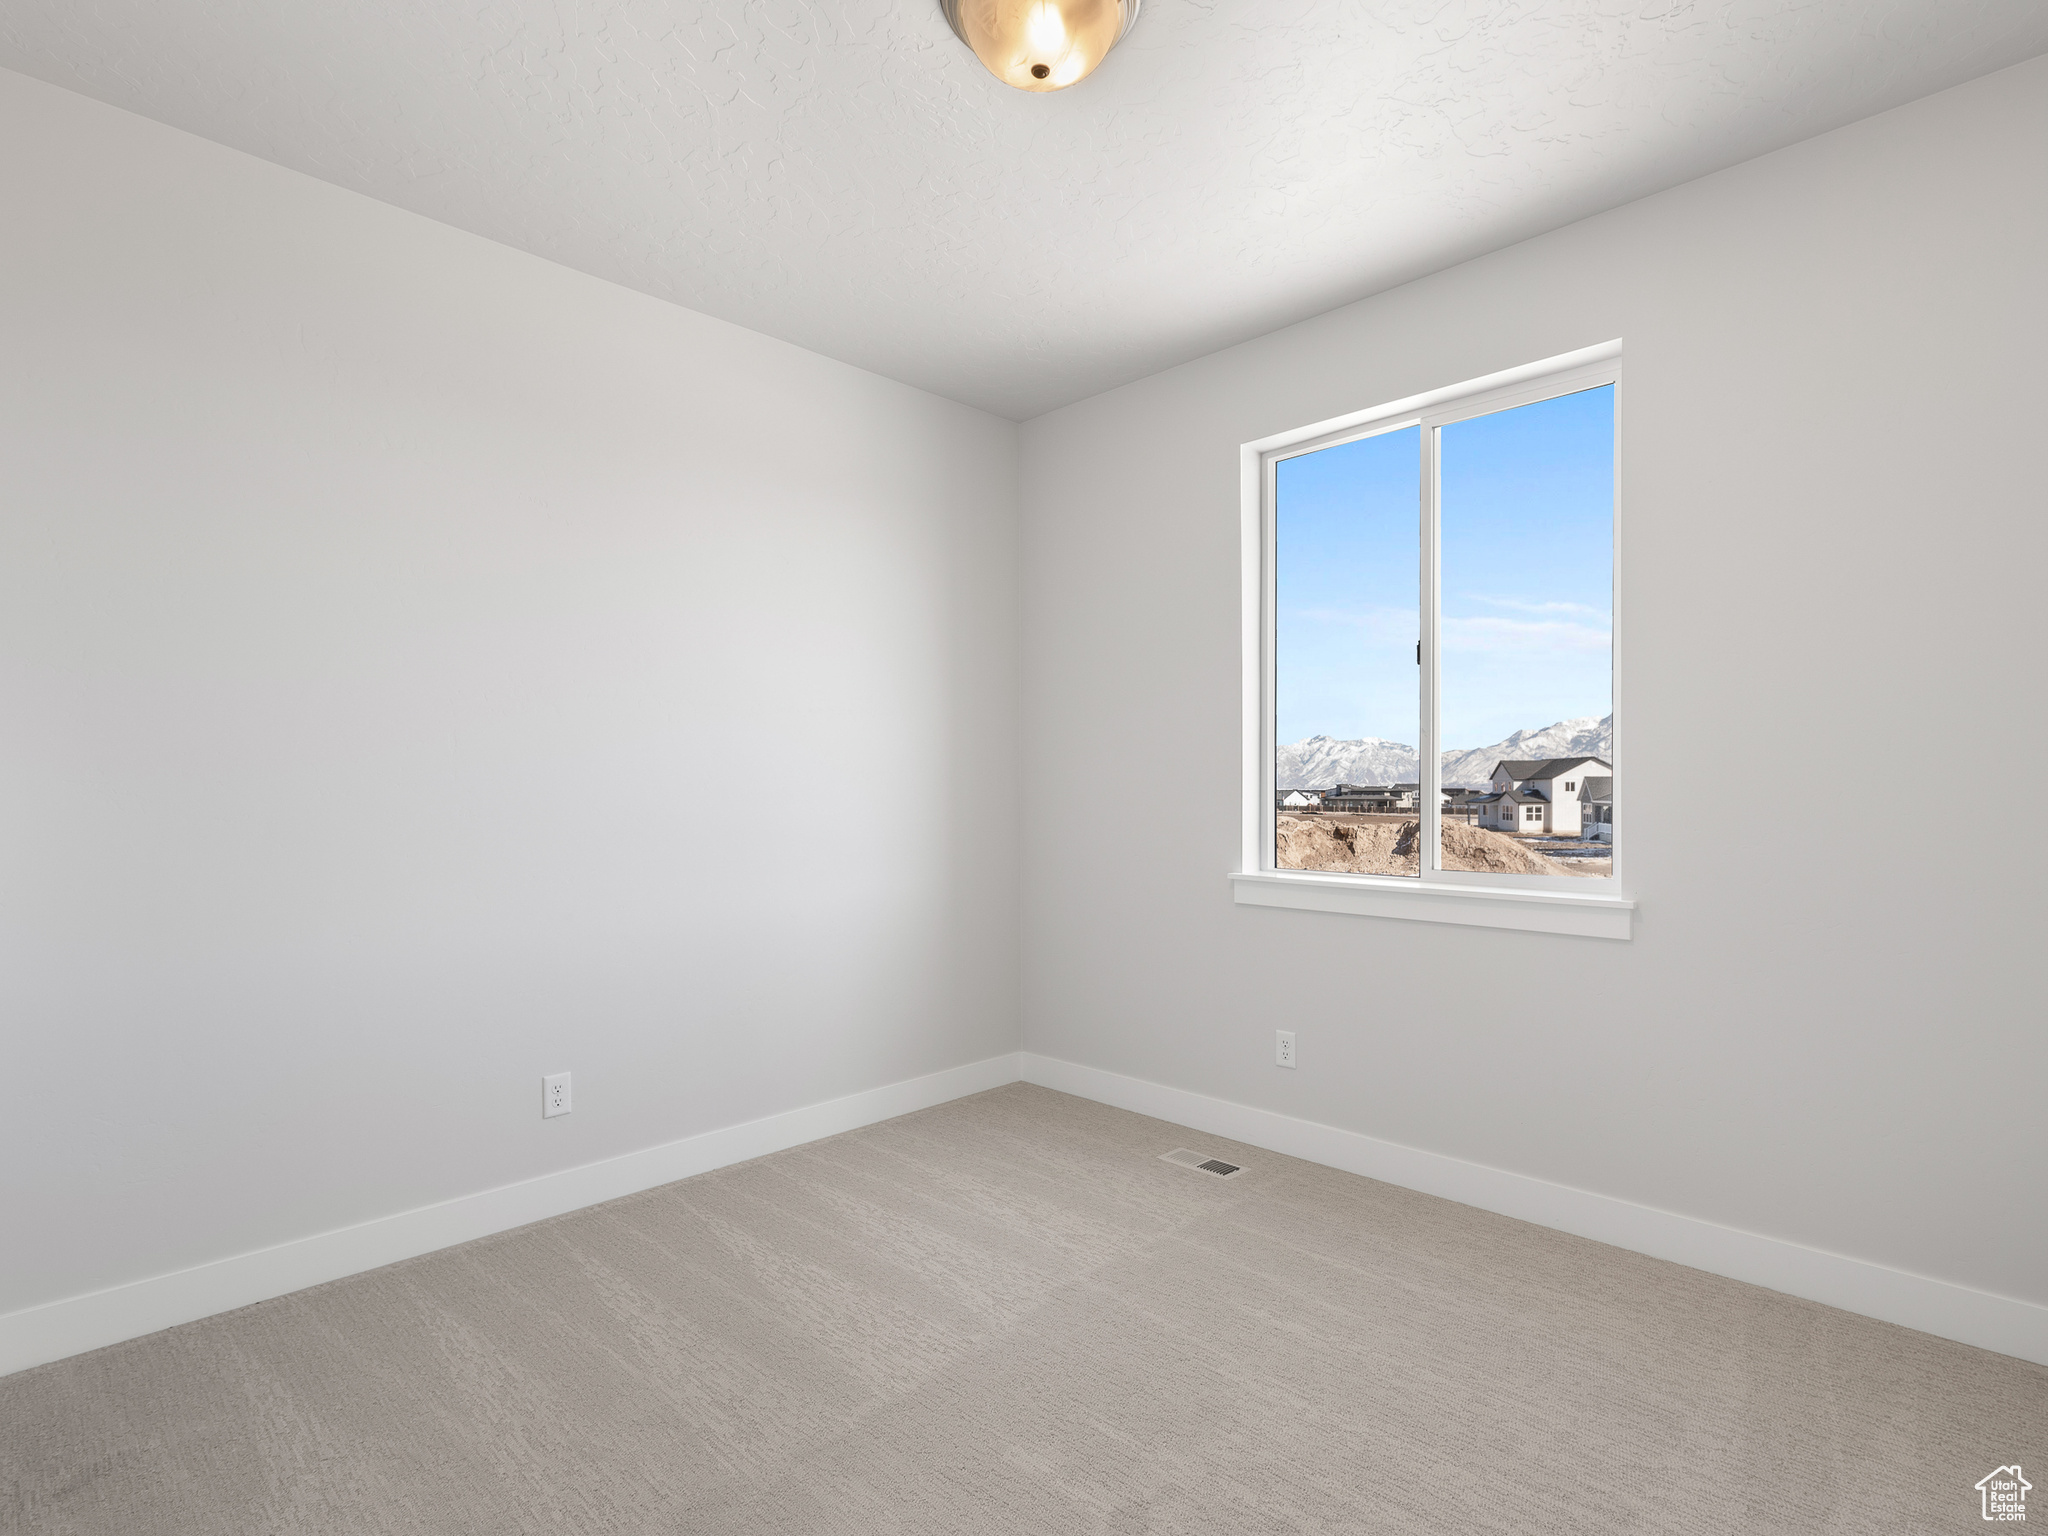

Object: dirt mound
[1438,820,1573,875]
[1277,817,1576,877]
[1275,816,1418,875]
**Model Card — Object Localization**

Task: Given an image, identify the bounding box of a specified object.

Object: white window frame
[1232,341,1633,940]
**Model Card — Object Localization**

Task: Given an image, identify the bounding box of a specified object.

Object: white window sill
[1229,870,1633,940]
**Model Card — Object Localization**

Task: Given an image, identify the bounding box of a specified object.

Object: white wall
[1018,57,2047,1311]
[0,70,1019,1321]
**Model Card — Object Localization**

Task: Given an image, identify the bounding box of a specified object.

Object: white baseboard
[1019,1052,2048,1367]
[0,1052,1024,1379]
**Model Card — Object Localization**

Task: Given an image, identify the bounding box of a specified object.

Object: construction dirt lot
[1276,813,1612,878]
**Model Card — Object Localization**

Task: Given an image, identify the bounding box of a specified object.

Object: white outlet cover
[542,1072,571,1118]
[1275,1031,1296,1069]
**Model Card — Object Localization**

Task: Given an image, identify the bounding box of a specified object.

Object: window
[1236,343,1630,939]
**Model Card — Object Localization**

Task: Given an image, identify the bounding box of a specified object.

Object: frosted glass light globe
[940,0,1141,92]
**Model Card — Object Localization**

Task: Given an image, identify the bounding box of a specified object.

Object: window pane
[1437,386,1613,878]
[1274,426,1420,876]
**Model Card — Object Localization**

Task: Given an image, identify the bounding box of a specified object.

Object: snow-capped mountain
[1438,715,1612,788]
[1275,735,1417,790]
[1276,715,1612,790]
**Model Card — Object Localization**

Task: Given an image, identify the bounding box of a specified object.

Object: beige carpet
[3,1084,2041,1534]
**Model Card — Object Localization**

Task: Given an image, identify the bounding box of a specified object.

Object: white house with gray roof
[1469,756,1611,836]
[1579,775,1613,842]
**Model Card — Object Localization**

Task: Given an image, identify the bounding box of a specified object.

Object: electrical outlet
[543,1072,571,1118]
[1275,1030,1296,1069]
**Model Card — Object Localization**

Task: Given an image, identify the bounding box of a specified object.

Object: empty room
[1,3,2043,1531]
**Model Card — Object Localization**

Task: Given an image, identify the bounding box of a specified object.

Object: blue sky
[1274,424,1420,751]
[1275,385,1612,750]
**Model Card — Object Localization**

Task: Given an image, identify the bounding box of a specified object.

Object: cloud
[1284,604,1607,655]
[1440,614,1611,654]
[1283,606,1419,641]
[1463,595,1610,620]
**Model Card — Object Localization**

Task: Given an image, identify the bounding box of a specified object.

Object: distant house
[1321,782,1417,813]
[1579,775,1613,842]
[1467,756,1611,836]
[1277,789,1322,810]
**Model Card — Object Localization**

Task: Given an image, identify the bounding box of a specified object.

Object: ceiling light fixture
[940,0,1141,92]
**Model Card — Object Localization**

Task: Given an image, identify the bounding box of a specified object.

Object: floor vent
[1160,1148,1246,1179]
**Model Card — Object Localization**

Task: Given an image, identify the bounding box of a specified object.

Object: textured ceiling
[5,3,2045,417]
